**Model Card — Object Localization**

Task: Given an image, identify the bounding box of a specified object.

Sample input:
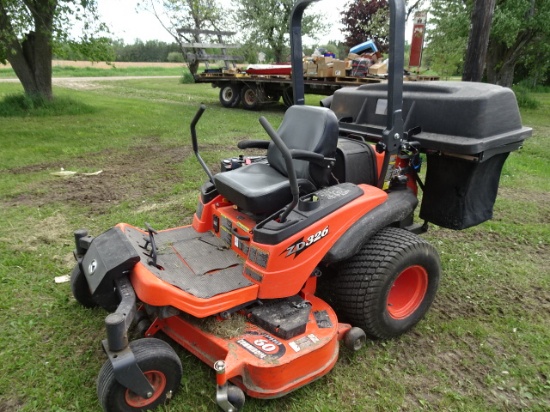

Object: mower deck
[158,293,344,399]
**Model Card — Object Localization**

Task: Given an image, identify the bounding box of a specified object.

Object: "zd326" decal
[285,226,329,258]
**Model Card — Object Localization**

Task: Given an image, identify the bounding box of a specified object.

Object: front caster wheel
[97,338,182,412]
[227,385,245,411]
[343,327,366,352]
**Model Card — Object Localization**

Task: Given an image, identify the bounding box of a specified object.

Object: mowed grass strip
[0,78,548,412]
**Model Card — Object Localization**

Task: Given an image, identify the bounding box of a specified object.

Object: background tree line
[53,38,350,65]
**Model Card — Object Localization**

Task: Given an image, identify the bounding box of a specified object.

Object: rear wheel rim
[244,89,256,105]
[387,265,428,319]
[125,370,167,408]
[222,88,234,102]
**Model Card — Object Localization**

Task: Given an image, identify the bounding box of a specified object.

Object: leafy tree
[232,0,326,63]
[427,0,550,86]
[424,0,469,79]
[112,39,181,62]
[0,0,109,100]
[487,0,550,87]
[140,0,229,75]
[341,0,427,52]
[514,37,550,86]
[341,0,389,51]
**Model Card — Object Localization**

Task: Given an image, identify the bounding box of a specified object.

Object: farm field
[0,76,548,411]
[0,60,188,79]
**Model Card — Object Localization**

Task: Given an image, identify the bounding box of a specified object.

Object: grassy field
[0,60,187,79]
[0,75,548,412]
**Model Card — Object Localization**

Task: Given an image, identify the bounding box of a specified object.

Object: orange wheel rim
[387,265,428,319]
[125,370,167,408]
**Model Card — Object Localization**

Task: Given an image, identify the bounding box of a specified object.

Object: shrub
[179,70,195,84]
[167,52,184,63]
[513,86,540,110]
[0,94,97,117]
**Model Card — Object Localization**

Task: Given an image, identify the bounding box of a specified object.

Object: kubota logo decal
[284,226,329,258]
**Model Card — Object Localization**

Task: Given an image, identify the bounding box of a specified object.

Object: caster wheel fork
[214,360,245,412]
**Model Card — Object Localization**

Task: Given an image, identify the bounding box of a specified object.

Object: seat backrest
[267,106,339,188]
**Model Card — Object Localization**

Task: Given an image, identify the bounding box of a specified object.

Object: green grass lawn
[0,65,186,79]
[0,78,548,412]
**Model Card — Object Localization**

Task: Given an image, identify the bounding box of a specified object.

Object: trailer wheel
[332,227,440,339]
[70,264,97,308]
[282,87,294,107]
[97,338,182,412]
[241,85,262,110]
[219,84,241,108]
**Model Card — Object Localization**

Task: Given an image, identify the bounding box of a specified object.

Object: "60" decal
[286,226,329,257]
[254,339,277,352]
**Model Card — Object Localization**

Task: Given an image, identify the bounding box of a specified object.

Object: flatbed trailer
[194,71,440,110]
[194,71,386,110]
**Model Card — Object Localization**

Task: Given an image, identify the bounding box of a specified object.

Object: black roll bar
[289,0,406,188]
[289,0,321,106]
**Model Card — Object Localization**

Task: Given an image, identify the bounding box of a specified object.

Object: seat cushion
[213,163,314,215]
[268,106,339,187]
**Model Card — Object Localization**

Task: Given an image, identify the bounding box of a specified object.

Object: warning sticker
[289,334,320,352]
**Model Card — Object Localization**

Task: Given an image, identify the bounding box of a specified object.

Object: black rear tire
[97,338,182,412]
[331,227,440,339]
[70,264,97,308]
[219,84,241,108]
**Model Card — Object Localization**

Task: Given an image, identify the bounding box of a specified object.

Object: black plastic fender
[322,189,418,263]
[80,227,140,310]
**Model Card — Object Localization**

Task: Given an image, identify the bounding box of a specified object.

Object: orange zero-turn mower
[69,1,531,411]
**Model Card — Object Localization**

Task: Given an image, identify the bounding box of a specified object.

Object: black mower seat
[213,106,339,216]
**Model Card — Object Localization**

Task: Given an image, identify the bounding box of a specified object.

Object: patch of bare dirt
[2,141,194,214]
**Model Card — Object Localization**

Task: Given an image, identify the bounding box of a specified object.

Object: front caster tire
[333,227,441,339]
[343,327,366,352]
[70,264,97,308]
[97,338,183,412]
[227,385,245,411]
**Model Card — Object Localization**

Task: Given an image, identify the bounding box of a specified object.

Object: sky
[95,0,353,46]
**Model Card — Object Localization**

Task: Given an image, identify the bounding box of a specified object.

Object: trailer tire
[282,87,294,107]
[331,227,440,339]
[241,85,262,110]
[97,338,182,412]
[219,84,241,108]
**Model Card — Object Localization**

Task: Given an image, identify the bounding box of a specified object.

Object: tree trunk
[0,0,56,100]
[487,46,520,88]
[8,31,53,100]
[462,0,496,82]
[486,29,536,88]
